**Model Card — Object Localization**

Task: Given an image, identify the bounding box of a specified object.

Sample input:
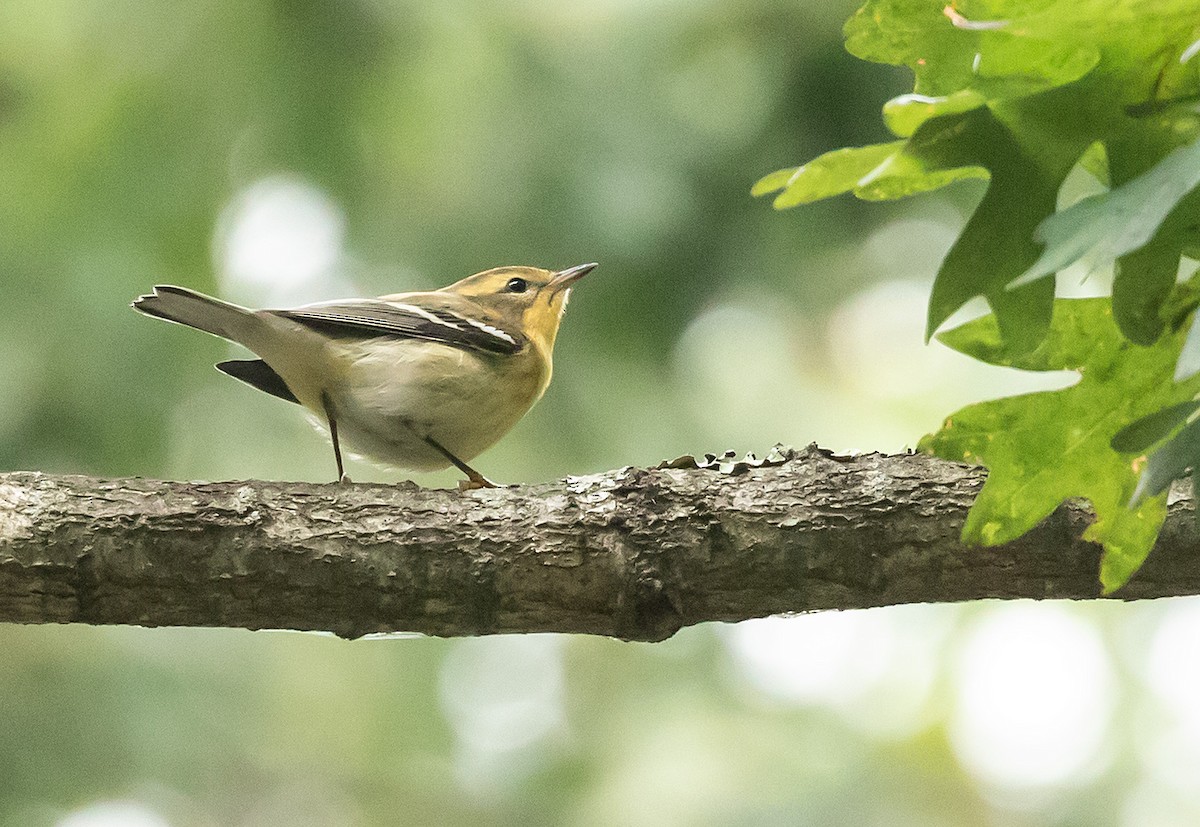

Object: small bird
[133,263,596,487]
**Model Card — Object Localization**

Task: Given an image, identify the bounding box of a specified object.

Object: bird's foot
[458,475,499,491]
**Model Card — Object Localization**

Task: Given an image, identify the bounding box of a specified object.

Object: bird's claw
[458,476,499,491]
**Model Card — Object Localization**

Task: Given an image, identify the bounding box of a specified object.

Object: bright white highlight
[216,175,346,306]
[57,801,171,827]
[950,603,1114,791]
[1137,599,1200,798]
[439,635,566,791]
[1144,600,1200,732]
[725,606,951,737]
[1181,37,1200,64]
[728,611,891,703]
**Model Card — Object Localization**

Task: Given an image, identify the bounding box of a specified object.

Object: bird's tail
[132,285,256,343]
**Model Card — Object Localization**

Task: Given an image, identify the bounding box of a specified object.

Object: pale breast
[324,338,550,470]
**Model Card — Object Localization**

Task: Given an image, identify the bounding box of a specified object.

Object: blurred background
[1,0,1198,824]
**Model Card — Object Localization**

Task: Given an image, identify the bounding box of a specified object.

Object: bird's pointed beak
[548,262,598,292]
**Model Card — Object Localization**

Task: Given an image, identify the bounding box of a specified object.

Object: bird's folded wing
[273,300,523,355]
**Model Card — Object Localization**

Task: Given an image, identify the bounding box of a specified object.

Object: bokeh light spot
[439,635,566,793]
[725,606,953,738]
[950,603,1115,792]
[56,801,171,827]
[215,175,346,306]
[1135,599,1200,799]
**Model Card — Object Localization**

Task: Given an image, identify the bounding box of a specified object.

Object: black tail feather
[216,359,300,405]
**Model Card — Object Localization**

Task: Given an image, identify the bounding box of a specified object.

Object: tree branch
[0,448,1195,642]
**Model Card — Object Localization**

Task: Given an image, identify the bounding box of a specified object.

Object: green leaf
[920,296,1200,592]
[1013,138,1200,292]
[882,90,986,138]
[760,0,1200,356]
[1111,400,1200,453]
[986,277,1056,355]
[1077,141,1109,187]
[751,142,904,208]
[845,0,1200,106]
[918,99,1089,346]
[1111,239,1185,345]
[852,148,988,201]
[1133,417,1200,505]
[1177,312,1200,380]
[844,0,1100,101]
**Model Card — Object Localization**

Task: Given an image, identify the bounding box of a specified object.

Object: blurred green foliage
[0,0,907,481]
[4,1,1200,825]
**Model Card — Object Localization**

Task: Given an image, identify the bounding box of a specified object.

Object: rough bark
[0,448,1195,642]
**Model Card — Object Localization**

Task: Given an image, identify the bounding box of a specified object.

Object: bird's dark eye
[505,277,528,294]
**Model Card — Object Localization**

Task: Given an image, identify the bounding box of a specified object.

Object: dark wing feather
[273,300,522,355]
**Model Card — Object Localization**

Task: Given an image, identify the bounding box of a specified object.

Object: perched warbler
[133,263,597,487]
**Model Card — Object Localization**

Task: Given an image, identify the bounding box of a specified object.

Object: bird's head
[444,262,597,352]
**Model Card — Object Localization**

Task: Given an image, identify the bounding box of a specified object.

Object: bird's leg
[322,392,351,484]
[423,436,498,490]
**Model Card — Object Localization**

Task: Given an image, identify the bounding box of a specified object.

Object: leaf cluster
[756,0,1200,589]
